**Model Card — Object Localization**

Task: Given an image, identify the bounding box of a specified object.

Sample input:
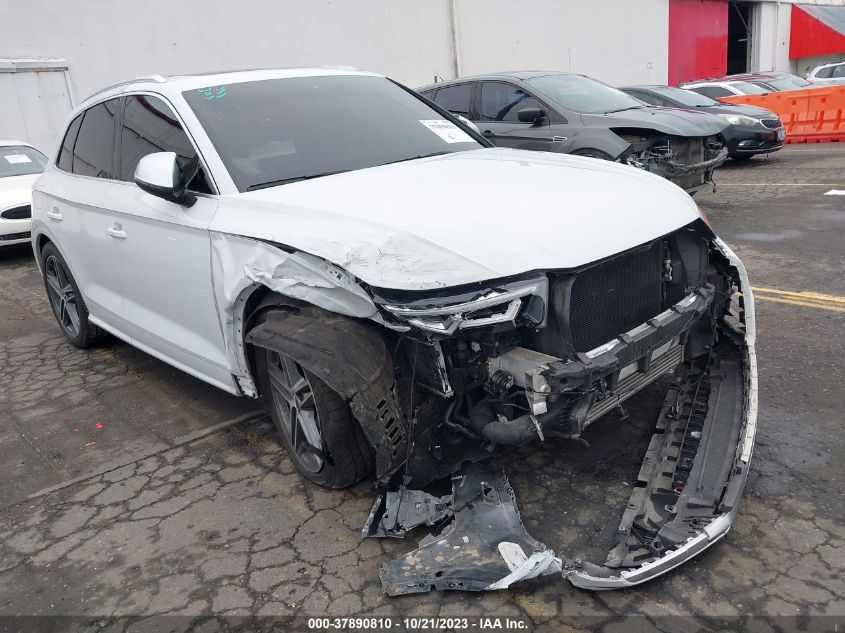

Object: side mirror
[134,152,196,207]
[454,113,482,135]
[517,107,545,124]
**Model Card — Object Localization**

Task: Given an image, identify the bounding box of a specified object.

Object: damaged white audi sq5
[32,68,757,593]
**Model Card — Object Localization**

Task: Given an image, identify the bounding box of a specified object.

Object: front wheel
[571,148,614,161]
[255,346,374,488]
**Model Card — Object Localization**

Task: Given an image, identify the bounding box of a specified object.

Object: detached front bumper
[566,239,757,589]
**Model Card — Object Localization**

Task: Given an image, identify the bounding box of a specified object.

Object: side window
[632,92,663,106]
[432,83,473,117]
[57,113,84,172]
[815,66,833,79]
[72,98,120,178]
[833,65,845,78]
[479,82,541,122]
[701,86,732,98]
[119,94,211,192]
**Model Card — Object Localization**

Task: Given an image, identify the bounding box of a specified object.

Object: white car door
[36,98,124,323]
[108,93,234,392]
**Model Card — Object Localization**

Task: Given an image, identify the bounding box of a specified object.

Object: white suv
[806,61,845,84]
[32,68,757,591]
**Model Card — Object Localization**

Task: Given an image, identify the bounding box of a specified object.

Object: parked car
[682,72,821,97]
[32,68,757,592]
[0,140,47,247]
[731,71,813,92]
[806,61,845,84]
[679,78,771,99]
[622,85,785,159]
[418,72,728,193]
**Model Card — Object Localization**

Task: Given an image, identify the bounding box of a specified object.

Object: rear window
[728,81,768,95]
[431,83,473,117]
[0,145,47,178]
[183,75,481,192]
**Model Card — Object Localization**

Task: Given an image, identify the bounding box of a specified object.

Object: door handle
[482,130,495,137]
[47,207,63,221]
[107,224,127,239]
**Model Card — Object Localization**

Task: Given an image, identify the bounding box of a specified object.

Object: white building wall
[0,0,458,101]
[454,0,669,85]
[750,0,845,75]
[0,0,669,106]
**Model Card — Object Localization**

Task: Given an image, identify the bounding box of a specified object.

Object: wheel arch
[243,301,408,483]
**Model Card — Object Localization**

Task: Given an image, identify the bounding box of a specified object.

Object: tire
[40,243,102,348]
[571,148,614,161]
[255,345,374,488]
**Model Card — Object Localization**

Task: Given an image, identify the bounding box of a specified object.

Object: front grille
[761,119,781,129]
[0,231,31,241]
[568,240,664,353]
[1,205,31,220]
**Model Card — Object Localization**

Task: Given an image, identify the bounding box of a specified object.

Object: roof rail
[81,75,167,104]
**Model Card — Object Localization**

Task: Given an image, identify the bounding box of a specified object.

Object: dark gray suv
[419,72,729,193]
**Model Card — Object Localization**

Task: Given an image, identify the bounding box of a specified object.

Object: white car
[0,140,47,247]
[679,79,770,99]
[806,61,845,84]
[32,68,757,592]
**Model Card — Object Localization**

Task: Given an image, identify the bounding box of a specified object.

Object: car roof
[0,139,33,148]
[684,71,796,85]
[621,85,673,91]
[418,71,583,91]
[79,66,381,108]
[813,61,845,69]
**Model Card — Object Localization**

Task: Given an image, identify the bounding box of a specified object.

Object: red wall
[668,0,729,85]
[789,4,845,59]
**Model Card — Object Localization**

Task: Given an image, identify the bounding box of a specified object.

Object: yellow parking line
[752,286,845,305]
[752,293,845,313]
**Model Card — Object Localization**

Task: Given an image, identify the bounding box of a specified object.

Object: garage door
[668,0,729,85]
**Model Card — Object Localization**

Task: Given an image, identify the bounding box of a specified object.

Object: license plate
[777,129,786,141]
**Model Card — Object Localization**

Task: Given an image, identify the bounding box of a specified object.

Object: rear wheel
[255,345,374,488]
[40,243,101,348]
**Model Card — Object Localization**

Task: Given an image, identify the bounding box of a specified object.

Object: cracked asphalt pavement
[0,145,843,631]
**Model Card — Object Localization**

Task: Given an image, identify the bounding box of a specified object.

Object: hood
[581,106,729,136]
[0,174,38,209]
[697,103,778,118]
[210,148,699,291]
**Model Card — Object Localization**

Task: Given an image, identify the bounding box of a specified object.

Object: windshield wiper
[376,151,452,167]
[246,170,349,191]
[605,106,643,114]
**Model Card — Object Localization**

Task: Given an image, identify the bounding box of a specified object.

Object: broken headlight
[381,278,548,336]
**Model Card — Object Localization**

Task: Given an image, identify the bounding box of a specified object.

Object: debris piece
[376,464,559,595]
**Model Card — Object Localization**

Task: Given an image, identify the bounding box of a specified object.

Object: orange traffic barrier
[720,85,845,144]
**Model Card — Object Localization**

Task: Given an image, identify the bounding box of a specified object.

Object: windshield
[183,75,482,192]
[650,86,718,107]
[756,76,809,90]
[729,81,769,94]
[0,145,47,178]
[525,74,642,114]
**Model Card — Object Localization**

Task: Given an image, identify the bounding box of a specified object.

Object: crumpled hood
[0,174,38,210]
[581,106,729,137]
[210,148,699,290]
